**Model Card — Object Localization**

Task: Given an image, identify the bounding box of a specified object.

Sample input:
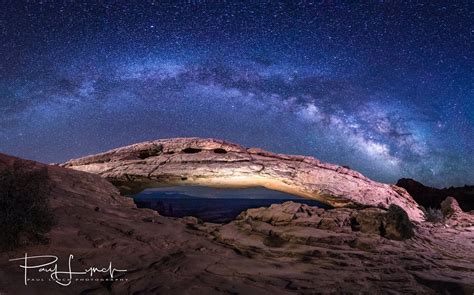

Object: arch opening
[182,147,202,154]
[133,186,332,223]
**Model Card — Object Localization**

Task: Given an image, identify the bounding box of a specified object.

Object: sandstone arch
[60,138,424,221]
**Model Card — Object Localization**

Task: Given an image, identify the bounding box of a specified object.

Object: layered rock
[59,137,424,221]
[234,201,414,240]
[191,202,474,293]
[441,196,474,227]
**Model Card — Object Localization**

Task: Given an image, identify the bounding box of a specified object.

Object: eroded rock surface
[192,201,474,294]
[441,196,474,228]
[0,153,473,294]
[59,138,424,221]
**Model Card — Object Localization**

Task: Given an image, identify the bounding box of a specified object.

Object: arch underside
[111,174,351,207]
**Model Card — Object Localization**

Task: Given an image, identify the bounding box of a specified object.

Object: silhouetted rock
[0,155,54,250]
[397,178,474,211]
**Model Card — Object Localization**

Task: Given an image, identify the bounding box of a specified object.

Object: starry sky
[0,1,472,188]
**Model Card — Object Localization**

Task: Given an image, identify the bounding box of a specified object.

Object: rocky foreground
[1,142,474,294]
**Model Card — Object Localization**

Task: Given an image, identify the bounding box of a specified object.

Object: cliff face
[1,152,473,294]
[59,137,424,221]
[397,178,474,211]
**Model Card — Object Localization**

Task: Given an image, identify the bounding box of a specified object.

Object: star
[0,2,471,188]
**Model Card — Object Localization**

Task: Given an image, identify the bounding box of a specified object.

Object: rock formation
[1,153,474,294]
[397,178,474,211]
[59,138,425,221]
[441,196,474,228]
[194,201,474,294]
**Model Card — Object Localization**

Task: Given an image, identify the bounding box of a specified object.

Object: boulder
[441,196,463,217]
[354,208,385,235]
[353,205,414,240]
[441,196,474,227]
[238,201,301,225]
[383,204,415,240]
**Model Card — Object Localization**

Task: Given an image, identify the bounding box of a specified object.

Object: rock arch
[60,138,424,221]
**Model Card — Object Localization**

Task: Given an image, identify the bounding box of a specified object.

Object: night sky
[0,1,472,188]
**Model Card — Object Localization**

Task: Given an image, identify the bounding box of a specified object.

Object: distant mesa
[397,178,474,212]
[59,137,425,221]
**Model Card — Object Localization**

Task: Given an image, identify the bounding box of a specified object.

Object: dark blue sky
[0,1,472,187]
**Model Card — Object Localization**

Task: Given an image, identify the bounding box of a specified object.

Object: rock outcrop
[352,204,414,240]
[441,196,474,228]
[441,196,464,217]
[59,138,424,221]
[231,202,414,240]
[192,202,474,294]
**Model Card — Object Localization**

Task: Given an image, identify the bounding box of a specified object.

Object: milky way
[0,1,472,187]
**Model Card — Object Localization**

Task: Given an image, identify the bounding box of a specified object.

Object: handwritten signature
[9,253,127,286]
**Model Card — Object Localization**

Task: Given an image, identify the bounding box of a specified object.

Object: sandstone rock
[441,196,463,217]
[383,204,414,240]
[239,201,413,240]
[59,137,424,221]
[354,208,385,235]
[0,154,473,294]
[238,201,302,225]
[441,196,474,228]
[353,205,414,240]
[207,202,474,293]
